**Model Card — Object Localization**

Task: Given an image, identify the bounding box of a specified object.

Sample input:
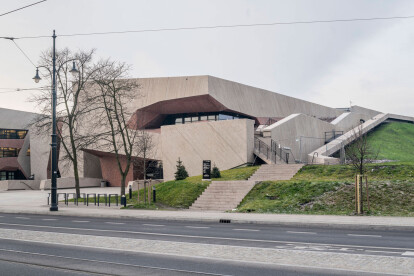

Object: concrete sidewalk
[1,187,413,230]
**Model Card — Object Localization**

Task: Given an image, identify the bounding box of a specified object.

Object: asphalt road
[0,213,412,275]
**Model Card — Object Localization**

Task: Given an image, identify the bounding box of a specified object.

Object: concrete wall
[40,177,101,190]
[350,105,381,118]
[0,180,41,191]
[17,132,31,177]
[161,119,255,181]
[29,129,50,180]
[263,114,334,162]
[331,112,372,132]
[208,76,343,119]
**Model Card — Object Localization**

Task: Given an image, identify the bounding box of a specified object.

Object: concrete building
[1,75,414,188]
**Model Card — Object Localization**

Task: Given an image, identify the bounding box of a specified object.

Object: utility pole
[50,30,58,211]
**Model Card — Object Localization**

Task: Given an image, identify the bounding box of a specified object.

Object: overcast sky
[1,0,413,116]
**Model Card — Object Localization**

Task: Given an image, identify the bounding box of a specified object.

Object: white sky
[1,0,413,116]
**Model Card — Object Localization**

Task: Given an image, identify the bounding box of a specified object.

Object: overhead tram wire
[3,14,414,40]
[0,0,47,17]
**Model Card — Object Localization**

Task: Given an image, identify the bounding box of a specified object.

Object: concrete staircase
[248,164,304,181]
[190,164,304,211]
[189,181,256,211]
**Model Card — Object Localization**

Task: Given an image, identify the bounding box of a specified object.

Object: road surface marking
[15,217,30,220]
[233,229,260,232]
[72,220,89,223]
[0,222,412,253]
[348,234,381,238]
[402,251,414,256]
[0,216,3,217]
[105,222,125,225]
[287,231,316,235]
[143,224,164,227]
[42,219,57,221]
[185,226,210,229]
[365,250,401,254]
[0,247,229,276]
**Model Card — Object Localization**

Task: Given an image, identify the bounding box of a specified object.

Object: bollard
[121,195,126,208]
[129,185,132,199]
[152,186,156,203]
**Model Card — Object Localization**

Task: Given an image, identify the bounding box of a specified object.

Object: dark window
[0,129,28,139]
[0,147,20,158]
[0,171,25,180]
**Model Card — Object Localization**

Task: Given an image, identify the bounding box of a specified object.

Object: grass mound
[367,122,414,162]
[237,179,414,216]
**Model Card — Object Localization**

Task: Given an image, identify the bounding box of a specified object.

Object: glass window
[207,115,216,121]
[0,129,27,139]
[218,114,233,120]
[0,171,6,180]
[8,172,14,180]
[0,147,20,158]
[191,116,199,122]
[175,118,183,124]
[184,117,191,123]
[200,116,207,121]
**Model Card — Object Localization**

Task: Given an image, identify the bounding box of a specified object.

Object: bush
[211,164,221,178]
[175,158,189,180]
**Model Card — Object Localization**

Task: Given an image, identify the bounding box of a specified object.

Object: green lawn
[367,122,414,162]
[73,165,260,209]
[237,179,414,216]
[237,162,414,216]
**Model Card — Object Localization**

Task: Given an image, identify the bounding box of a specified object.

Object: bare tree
[92,61,140,197]
[133,130,156,204]
[346,124,379,175]
[30,48,102,197]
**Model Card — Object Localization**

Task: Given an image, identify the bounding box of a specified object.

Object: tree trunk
[73,159,80,198]
[120,174,126,196]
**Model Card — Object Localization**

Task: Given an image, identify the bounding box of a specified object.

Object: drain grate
[219,219,231,223]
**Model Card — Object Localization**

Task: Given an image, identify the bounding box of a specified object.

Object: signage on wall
[202,160,211,180]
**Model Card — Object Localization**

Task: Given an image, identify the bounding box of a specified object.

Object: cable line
[0,0,47,17]
[11,39,37,67]
[2,14,414,40]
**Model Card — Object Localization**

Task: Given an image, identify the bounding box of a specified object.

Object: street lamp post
[50,30,58,211]
[32,30,78,211]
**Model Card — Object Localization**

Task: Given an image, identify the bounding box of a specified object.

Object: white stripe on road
[15,217,30,220]
[365,250,401,254]
[287,231,316,235]
[0,222,412,253]
[348,234,381,238]
[105,222,125,225]
[42,219,57,221]
[402,251,414,256]
[72,220,89,223]
[185,226,210,229]
[0,247,229,276]
[233,229,260,232]
[143,224,164,227]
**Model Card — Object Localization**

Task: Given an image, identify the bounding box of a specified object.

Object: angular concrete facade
[2,75,414,185]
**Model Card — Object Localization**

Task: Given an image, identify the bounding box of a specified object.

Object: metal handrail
[254,137,277,164]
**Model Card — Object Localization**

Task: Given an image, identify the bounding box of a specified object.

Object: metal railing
[254,137,277,164]
[325,130,344,144]
[270,139,296,164]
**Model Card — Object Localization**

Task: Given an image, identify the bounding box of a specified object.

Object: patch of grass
[237,180,414,216]
[294,163,414,181]
[127,165,260,209]
[367,122,414,162]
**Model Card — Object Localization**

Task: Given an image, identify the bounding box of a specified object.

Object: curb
[1,208,414,232]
